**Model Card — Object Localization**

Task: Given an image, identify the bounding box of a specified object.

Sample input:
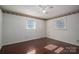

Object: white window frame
[26,20,36,29]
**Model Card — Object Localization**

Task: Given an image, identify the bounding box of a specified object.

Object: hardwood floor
[0,37,79,54]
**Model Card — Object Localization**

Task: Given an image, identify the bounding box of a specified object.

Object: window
[55,17,67,30]
[26,20,36,29]
[56,20,64,28]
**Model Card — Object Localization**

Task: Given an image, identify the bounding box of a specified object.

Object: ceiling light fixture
[39,5,53,14]
[42,10,46,13]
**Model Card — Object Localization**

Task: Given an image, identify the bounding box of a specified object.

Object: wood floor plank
[0,37,79,54]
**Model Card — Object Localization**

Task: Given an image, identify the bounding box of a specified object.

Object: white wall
[0,9,2,49]
[2,12,79,46]
[2,13,46,45]
[47,13,79,46]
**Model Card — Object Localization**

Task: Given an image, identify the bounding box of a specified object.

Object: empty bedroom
[0,5,79,54]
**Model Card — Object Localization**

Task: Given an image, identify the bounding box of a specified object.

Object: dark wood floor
[0,37,79,54]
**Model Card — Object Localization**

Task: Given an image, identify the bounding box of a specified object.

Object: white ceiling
[0,5,79,19]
